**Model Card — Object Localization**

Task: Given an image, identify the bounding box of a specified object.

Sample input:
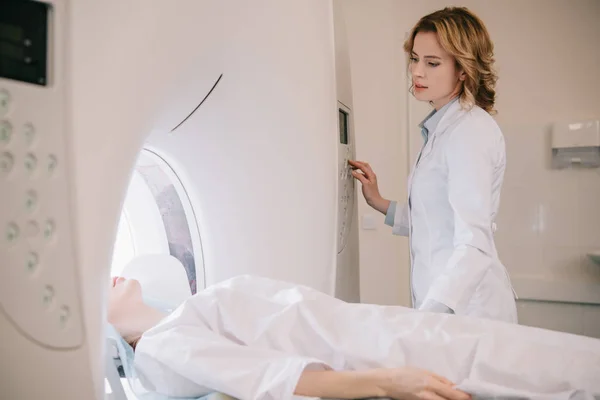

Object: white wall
[343,0,412,306]
[343,0,600,336]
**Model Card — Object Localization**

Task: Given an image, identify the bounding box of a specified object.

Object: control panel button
[5,222,19,243]
[0,89,10,117]
[25,190,38,212]
[43,219,56,239]
[47,154,58,174]
[59,306,70,328]
[0,152,14,174]
[24,153,38,174]
[42,285,55,308]
[23,123,36,146]
[0,120,12,144]
[26,252,40,274]
[25,220,40,237]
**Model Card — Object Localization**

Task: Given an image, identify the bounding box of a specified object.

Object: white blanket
[133,275,600,400]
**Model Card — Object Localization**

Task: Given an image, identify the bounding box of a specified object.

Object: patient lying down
[108,275,600,400]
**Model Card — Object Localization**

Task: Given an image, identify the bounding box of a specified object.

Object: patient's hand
[375,366,470,400]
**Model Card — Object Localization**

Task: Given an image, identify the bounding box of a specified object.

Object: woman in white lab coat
[350,7,517,322]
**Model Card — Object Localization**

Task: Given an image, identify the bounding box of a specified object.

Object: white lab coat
[133,275,600,400]
[391,100,517,322]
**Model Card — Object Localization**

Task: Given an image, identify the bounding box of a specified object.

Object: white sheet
[132,275,600,400]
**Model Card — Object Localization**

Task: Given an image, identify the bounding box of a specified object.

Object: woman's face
[107,277,143,325]
[409,31,463,109]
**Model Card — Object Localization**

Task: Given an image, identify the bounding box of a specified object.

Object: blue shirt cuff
[384,201,397,227]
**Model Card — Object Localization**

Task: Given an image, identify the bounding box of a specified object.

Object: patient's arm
[294,370,385,399]
[295,368,471,400]
[134,303,336,399]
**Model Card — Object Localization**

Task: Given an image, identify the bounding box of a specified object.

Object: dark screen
[339,109,348,145]
[0,1,50,86]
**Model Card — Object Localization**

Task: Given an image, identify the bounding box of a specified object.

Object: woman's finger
[351,170,369,184]
[348,161,367,174]
[349,160,376,181]
[347,160,365,170]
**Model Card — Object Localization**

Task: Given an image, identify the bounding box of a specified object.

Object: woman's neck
[432,94,458,111]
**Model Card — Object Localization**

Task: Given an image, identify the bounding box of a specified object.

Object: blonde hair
[403,7,498,114]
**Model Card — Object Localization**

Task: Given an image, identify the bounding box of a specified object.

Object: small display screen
[0,23,25,42]
[339,109,348,145]
[0,41,25,60]
[0,1,50,86]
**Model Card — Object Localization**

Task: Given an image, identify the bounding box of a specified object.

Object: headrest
[106,294,174,376]
[105,295,199,399]
[119,254,193,310]
[107,255,237,399]
[106,323,235,400]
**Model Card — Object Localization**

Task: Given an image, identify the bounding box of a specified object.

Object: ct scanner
[0,0,360,398]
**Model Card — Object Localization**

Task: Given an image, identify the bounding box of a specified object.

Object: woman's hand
[348,160,390,214]
[374,366,471,400]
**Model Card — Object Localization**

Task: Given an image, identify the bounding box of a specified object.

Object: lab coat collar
[419,96,458,134]
[431,97,467,136]
[410,98,466,166]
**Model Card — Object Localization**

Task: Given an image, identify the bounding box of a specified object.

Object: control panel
[0,0,83,349]
[337,103,355,253]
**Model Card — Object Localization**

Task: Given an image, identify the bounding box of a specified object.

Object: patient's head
[108,276,143,322]
[108,277,166,349]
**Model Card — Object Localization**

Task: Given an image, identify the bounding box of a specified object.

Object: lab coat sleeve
[385,201,410,236]
[133,304,331,400]
[424,121,500,314]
